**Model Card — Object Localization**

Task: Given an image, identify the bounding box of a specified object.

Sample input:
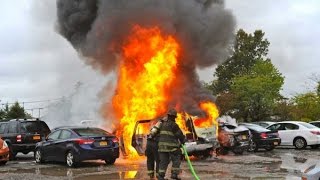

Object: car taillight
[112,137,119,143]
[16,135,22,142]
[310,131,320,135]
[75,139,94,145]
[260,133,268,139]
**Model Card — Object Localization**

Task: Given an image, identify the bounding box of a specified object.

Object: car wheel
[248,141,258,152]
[0,161,7,165]
[66,151,77,168]
[293,137,307,149]
[105,158,116,165]
[34,149,44,163]
[265,146,275,151]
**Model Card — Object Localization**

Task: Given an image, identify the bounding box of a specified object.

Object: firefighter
[157,109,185,180]
[146,118,164,179]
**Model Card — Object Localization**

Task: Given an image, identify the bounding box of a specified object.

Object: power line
[0,97,64,106]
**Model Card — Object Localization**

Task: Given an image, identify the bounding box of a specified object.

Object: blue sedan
[34,127,119,167]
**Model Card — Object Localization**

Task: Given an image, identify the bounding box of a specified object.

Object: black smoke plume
[56,0,235,116]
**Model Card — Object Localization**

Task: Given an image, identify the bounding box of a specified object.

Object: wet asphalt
[0,147,319,180]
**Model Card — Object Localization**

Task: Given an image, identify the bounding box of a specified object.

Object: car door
[268,123,288,145]
[281,123,299,145]
[42,130,61,161]
[131,120,153,156]
[56,130,73,162]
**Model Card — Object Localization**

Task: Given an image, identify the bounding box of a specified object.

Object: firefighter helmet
[167,108,177,117]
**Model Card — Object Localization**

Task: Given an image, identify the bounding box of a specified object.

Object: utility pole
[38,108,43,118]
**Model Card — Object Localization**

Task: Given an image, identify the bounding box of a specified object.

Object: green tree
[0,104,9,121]
[210,29,270,94]
[215,92,236,115]
[230,60,284,122]
[273,99,294,121]
[5,102,32,119]
[0,109,5,120]
[291,92,320,122]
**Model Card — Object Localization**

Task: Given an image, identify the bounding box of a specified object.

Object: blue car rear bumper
[74,144,119,161]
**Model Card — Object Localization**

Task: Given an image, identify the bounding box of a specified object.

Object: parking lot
[0,147,319,180]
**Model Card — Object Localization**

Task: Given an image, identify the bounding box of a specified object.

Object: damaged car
[217,122,250,155]
[129,116,219,159]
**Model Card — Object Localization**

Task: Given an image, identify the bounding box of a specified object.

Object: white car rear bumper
[306,135,320,145]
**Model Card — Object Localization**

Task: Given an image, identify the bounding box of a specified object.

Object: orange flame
[176,113,191,133]
[193,102,219,135]
[112,25,180,159]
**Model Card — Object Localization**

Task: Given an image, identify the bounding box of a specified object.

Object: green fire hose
[182,145,200,180]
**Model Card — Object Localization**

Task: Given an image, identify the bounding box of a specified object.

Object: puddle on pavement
[1,167,143,179]
[74,171,144,180]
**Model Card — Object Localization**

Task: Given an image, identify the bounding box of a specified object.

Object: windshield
[73,128,112,137]
[20,121,50,133]
[298,122,318,129]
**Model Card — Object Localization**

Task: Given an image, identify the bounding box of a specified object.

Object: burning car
[127,115,219,159]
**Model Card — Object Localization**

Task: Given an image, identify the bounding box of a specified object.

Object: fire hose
[182,145,200,180]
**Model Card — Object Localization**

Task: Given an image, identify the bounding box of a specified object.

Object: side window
[284,123,299,130]
[0,123,7,134]
[48,130,61,140]
[59,130,72,140]
[268,124,282,131]
[8,122,18,133]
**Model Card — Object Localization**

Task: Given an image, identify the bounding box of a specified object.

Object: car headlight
[2,141,8,149]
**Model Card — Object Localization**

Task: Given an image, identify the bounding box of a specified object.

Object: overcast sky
[1,0,320,110]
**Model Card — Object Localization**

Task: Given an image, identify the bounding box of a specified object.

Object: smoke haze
[56,0,235,116]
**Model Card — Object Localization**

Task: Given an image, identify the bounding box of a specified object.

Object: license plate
[274,141,278,145]
[100,141,108,146]
[242,135,247,139]
[33,135,41,140]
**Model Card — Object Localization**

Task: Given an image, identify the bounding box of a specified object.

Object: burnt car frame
[128,116,219,159]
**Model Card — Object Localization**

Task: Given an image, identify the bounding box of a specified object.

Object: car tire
[34,149,44,164]
[105,158,116,165]
[248,141,258,152]
[293,137,307,149]
[66,151,77,168]
[0,161,7,165]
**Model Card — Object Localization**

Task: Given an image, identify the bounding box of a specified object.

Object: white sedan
[266,121,320,149]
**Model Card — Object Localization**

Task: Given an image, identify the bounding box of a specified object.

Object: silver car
[302,162,320,180]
